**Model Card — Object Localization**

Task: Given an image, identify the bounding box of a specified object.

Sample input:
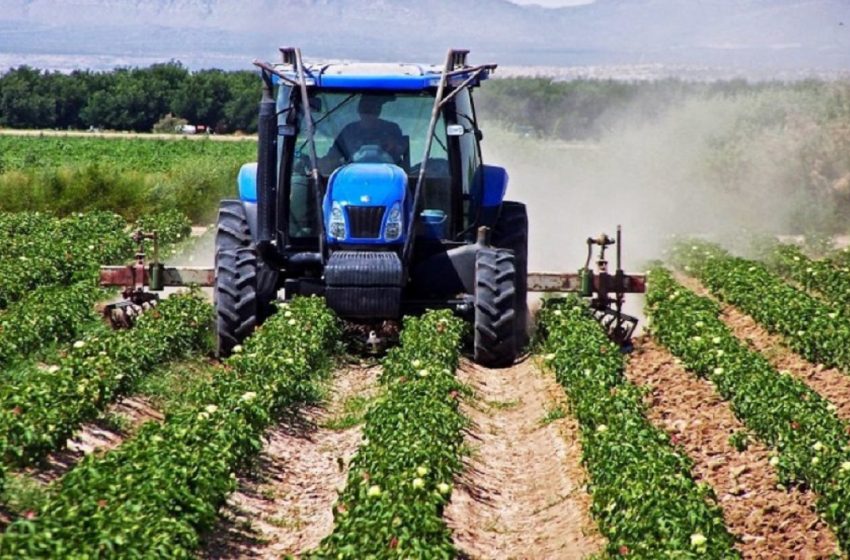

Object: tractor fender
[410,243,478,298]
[236,162,261,243]
[474,164,509,228]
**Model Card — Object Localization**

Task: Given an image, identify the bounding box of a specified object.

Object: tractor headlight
[329,203,346,239]
[385,202,403,241]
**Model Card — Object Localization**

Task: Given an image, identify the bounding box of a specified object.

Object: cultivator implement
[100,226,645,347]
[99,229,214,327]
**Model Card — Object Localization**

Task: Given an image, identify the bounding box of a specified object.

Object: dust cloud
[484,91,827,274]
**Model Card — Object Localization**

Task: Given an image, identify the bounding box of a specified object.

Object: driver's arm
[382,121,405,164]
[319,124,355,175]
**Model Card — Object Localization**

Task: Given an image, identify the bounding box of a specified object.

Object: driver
[323,96,404,169]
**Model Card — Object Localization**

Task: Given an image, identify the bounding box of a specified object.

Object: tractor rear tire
[473,248,518,368]
[492,201,529,350]
[215,200,278,357]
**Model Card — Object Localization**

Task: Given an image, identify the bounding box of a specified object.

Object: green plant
[728,431,750,452]
[0,292,213,476]
[673,241,850,374]
[538,296,738,559]
[311,311,466,559]
[0,297,339,558]
[647,267,850,552]
[539,404,567,426]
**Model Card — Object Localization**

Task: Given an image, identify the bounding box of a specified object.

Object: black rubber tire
[473,248,518,368]
[214,199,278,357]
[492,201,529,350]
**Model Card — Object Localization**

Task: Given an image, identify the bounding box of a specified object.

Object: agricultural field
[0,135,256,223]
[8,135,850,560]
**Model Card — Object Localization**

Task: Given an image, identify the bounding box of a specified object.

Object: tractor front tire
[215,200,278,357]
[473,248,518,368]
[492,201,529,350]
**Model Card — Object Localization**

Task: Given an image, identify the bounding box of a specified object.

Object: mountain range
[0,0,848,72]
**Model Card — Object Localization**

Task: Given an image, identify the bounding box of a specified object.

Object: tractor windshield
[294,91,448,176]
[287,90,456,240]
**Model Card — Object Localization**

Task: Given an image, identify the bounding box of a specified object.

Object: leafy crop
[312,310,466,559]
[0,297,338,558]
[0,136,256,174]
[674,241,850,373]
[647,268,850,551]
[538,297,738,559]
[0,136,256,222]
[766,243,850,311]
[0,209,194,310]
[0,282,103,368]
[0,211,130,308]
[0,292,212,486]
[134,208,193,248]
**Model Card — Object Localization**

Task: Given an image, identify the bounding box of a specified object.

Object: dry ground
[202,364,379,559]
[445,359,603,560]
[627,337,838,558]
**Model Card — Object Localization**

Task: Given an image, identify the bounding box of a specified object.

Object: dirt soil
[445,359,603,560]
[28,396,163,484]
[202,364,379,559]
[628,337,838,559]
[677,274,850,424]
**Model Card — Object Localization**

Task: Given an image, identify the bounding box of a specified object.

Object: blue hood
[323,163,409,245]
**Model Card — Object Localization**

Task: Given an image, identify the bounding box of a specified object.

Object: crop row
[647,267,850,551]
[0,292,211,493]
[0,296,339,558]
[0,209,192,310]
[0,211,128,308]
[0,135,256,173]
[312,311,466,559]
[0,282,103,368]
[673,241,850,373]
[766,243,850,310]
[537,296,737,558]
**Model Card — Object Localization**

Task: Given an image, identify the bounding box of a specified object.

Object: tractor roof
[272,62,493,91]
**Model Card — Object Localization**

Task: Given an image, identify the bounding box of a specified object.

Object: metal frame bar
[401,49,454,264]
[252,59,300,87]
[292,48,326,262]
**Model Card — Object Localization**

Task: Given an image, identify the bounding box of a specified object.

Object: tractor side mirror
[475,129,484,141]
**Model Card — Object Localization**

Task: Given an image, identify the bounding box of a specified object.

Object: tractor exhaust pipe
[256,73,277,243]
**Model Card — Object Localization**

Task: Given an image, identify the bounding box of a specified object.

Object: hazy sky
[510,0,596,6]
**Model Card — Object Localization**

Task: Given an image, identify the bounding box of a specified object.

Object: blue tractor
[216,49,529,366]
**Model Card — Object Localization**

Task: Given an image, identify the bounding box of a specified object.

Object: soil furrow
[628,336,838,558]
[202,364,379,560]
[445,359,603,559]
[677,273,850,424]
[28,396,163,484]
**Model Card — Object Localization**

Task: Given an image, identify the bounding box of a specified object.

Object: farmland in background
[0,135,256,222]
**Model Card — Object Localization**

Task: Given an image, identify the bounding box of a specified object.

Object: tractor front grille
[346,206,385,239]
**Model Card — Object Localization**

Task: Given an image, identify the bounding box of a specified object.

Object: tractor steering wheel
[350,144,395,164]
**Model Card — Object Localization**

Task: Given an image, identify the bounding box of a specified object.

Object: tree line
[2,61,848,139]
[0,62,260,133]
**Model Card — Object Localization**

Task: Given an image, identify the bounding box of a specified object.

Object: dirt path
[0,396,162,531]
[28,396,163,484]
[203,364,379,559]
[628,337,838,558]
[445,359,603,560]
[677,274,850,424]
